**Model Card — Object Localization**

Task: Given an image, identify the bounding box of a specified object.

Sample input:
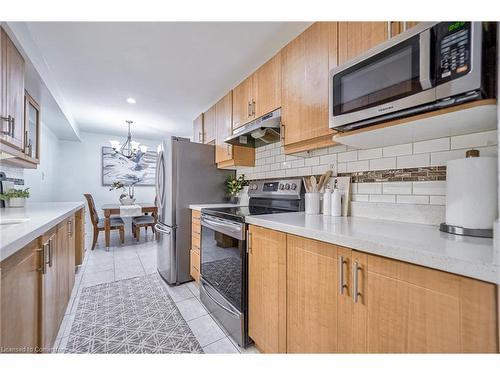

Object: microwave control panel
[435,22,471,84]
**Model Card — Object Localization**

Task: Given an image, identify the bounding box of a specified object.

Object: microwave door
[330,31,436,129]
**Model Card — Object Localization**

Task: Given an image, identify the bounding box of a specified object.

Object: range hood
[225,108,281,148]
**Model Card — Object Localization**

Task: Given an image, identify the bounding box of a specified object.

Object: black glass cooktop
[201,206,291,222]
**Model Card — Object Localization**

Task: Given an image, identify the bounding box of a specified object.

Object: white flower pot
[8,197,26,208]
[120,197,136,205]
[238,186,250,206]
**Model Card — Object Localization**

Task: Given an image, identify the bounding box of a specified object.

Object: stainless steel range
[199,178,304,347]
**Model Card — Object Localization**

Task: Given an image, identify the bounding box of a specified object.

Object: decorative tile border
[339,166,446,183]
[6,177,24,186]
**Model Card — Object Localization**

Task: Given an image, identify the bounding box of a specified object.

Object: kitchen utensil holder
[305,193,321,215]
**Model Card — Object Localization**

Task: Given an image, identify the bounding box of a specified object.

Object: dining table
[101,202,158,249]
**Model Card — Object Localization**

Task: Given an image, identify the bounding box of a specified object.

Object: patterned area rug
[65,274,204,353]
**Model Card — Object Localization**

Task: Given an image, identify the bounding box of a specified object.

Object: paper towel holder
[439,148,493,238]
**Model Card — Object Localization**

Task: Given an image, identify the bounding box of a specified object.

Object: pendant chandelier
[109,120,148,159]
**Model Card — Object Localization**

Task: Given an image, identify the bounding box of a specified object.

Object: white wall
[24,123,61,202]
[56,131,159,236]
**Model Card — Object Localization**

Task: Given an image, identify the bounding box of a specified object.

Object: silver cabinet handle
[48,238,53,268]
[1,115,12,135]
[339,255,347,295]
[247,101,251,117]
[10,117,15,137]
[247,230,252,254]
[387,21,392,40]
[402,21,407,32]
[353,261,361,303]
[251,100,256,116]
[37,246,47,274]
[68,220,72,236]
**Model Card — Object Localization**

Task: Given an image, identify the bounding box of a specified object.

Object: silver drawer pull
[353,261,361,303]
[339,255,347,295]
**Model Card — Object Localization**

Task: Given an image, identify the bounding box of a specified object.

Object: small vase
[238,186,250,206]
[8,198,26,208]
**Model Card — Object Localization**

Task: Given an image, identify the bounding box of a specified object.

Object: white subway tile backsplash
[396,195,429,204]
[328,145,347,153]
[270,163,281,171]
[396,153,430,168]
[369,194,396,203]
[358,148,382,160]
[275,155,285,163]
[429,195,446,205]
[413,181,446,195]
[338,150,358,162]
[346,160,369,172]
[382,143,412,157]
[265,156,275,164]
[357,183,382,194]
[319,154,337,165]
[304,156,320,167]
[297,166,312,176]
[352,194,369,202]
[337,163,347,173]
[291,159,305,168]
[351,183,358,193]
[311,164,330,175]
[382,182,412,195]
[311,148,329,156]
[430,149,465,166]
[285,168,298,177]
[369,157,396,171]
[451,130,498,149]
[413,138,450,154]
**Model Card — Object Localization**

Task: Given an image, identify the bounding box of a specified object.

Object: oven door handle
[200,279,240,318]
[201,215,245,240]
[419,29,433,90]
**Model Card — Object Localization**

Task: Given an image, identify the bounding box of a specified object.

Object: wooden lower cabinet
[0,238,41,353]
[190,210,201,282]
[0,209,83,353]
[248,225,287,353]
[286,235,339,353]
[247,225,499,353]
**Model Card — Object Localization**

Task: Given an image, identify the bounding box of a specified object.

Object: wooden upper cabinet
[248,225,287,353]
[203,104,216,144]
[215,91,233,164]
[281,22,337,152]
[0,27,25,150]
[253,51,281,119]
[192,113,204,143]
[286,235,339,353]
[232,75,254,129]
[338,22,391,65]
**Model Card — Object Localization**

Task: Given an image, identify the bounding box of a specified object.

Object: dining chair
[83,194,125,250]
[132,197,157,241]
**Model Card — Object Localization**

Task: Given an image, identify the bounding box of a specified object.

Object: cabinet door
[338,22,390,65]
[253,52,281,118]
[67,215,76,295]
[0,29,6,140]
[281,22,337,147]
[193,113,204,143]
[215,91,233,163]
[40,231,59,349]
[5,30,25,149]
[232,75,254,129]
[248,225,286,353]
[286,234,338,353]
[337,249,368,353]
[203,104,216,144]
[0,239,41,352]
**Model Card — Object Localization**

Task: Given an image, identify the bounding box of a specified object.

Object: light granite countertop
[245,212,499,284]
[0,202,85,262]
[189,203,244,211]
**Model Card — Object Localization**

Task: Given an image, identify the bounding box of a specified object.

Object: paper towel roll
[445,156,498,229]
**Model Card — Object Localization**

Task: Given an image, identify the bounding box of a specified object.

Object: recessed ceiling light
[126,97,136,104]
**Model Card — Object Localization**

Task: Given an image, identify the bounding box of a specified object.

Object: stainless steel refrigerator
[155,136,232,285]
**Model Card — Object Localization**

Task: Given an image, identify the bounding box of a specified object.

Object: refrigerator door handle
[156,150,166,215]
[155,223,171,234]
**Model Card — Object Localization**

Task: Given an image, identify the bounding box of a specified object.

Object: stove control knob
[279,183,284,190]
[285,183,290,190]
[290,183,297,190]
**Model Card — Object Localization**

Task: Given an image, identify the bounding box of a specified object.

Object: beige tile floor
[52,230,259,354]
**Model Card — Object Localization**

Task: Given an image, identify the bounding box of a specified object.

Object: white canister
[331,188,342,217]
[305,192,321,215]
[239,186,250,206]
[322,188,331,216]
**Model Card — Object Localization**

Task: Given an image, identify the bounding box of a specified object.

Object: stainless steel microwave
[329,22,497,132]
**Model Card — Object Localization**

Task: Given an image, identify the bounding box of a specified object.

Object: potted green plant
[0,188,30,208]
[225,174,249,204]
[109,181,136,205]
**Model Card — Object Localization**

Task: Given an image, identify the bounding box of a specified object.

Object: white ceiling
[22,22,311,139]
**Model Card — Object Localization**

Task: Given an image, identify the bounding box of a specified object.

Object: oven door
[200,214,246,313]
[330,27,436,130]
